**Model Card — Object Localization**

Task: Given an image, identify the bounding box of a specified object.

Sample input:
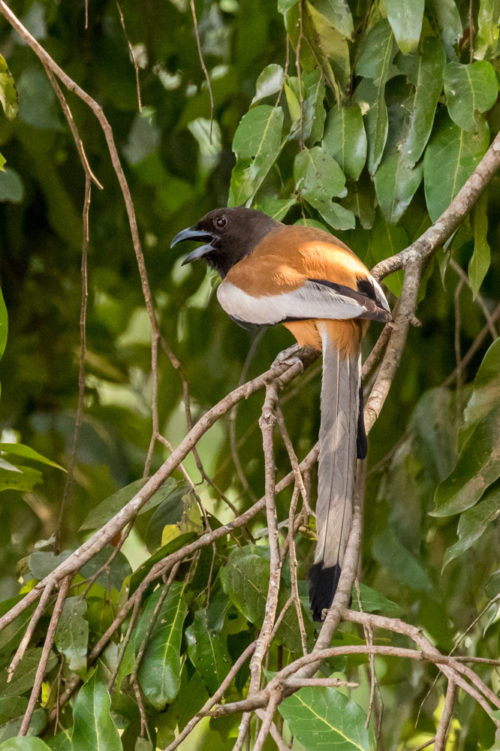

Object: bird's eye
[215,215,227,229]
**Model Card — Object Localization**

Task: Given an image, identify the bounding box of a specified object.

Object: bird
[171,207,391,620]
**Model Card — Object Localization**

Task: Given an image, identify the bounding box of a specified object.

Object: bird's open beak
[170,226,215,265]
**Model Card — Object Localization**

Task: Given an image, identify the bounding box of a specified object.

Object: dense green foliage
[0,0,499,748]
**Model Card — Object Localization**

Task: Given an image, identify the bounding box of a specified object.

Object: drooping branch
[0,347,316,634]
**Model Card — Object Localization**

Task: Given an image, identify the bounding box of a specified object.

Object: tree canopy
[0,0,499,749]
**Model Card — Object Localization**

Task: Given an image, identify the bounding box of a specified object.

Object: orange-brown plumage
[284,318,365,357]
[225,225,369,299]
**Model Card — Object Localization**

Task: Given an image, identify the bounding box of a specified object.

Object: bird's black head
[170,207,282,277]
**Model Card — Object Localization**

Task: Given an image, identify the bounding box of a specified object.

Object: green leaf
[137,583,187,710]
[369,211,407,295]
[44,729,72,751]
[462,338,500,443]
[302,71,327,145]
[0,648,57,698]
[0,153,5,171]
[129,533,196,594]
[284,81,301,122]
[228,105,284,206]
[0,442,64,470]
[80,477,177,530]
[0,740,51,751]
[433,406,500,516]
[444,61,498,131]
[0,55,18,120]
[385,0,424,54]
[0,464,43,493]
[186,609,231,694]
[254,196,297,220]
[475,0,500,60]
[0,700,46,744]
[17,68,62,131]
[0,288,7,361]
[352,582,402,616]
[251,64,284,105]
[468,192,490,298]
[427,0,462,56]
[356,19,395,84]
[279,687,374,750]
[443,481,500,566]
[0,168,25,204]
[311,0,354,39]
[286,72,326,144]
[80,545,132,591]
[354,77,388,175]
[55,596,89,672]
[29,550,71,580]
[72,673,122,751]
[220,546,308,652]
[410,387,458,484]
[433,343,500,517]
[372,528,434,594]
[423,115,489,221]
[400,37,446,166]
[323,103,367,180]
[304,2,350,93]
[294,146,354,230]
[374,153,422,223]
[342,173,375,229]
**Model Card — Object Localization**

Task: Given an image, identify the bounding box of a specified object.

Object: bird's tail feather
[309,329,361,621]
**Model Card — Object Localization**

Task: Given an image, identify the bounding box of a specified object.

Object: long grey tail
[308,331,364,621]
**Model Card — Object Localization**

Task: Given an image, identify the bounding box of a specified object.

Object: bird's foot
[272,344,304,372]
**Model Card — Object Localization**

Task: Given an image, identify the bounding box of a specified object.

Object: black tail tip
[308,563,341,622]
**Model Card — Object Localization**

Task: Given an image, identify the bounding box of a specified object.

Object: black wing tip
[357,384,368,460]
[308,562,342,622]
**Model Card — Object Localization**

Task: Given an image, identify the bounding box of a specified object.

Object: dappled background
[0,0,499,748]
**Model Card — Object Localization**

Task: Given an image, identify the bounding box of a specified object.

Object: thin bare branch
[19,576,72,735]
[435,679,456,750]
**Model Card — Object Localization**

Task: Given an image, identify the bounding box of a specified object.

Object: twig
[454,277,465,421]
[295,0,305,148]
[468,0,475,62]
[43,68,103,189]
[229,329,265,503]
[355,579,378,729]
[253,686,282,751]
[163,641,257,751]
[189,0,214,140]
[435,679,456,750]
[286,482,309,654]
[19,576,72,735]
[343,610,500,715]
[276,407,311,515]
[55,175,91,552]
[108,595,141,694]
[285,677,359,687]
[443,301,500,386]
[209,643,500,720]
[365,261,421,432]
[116,0,142,112]
[131,675,152,742]
[450,258,497,338]
[7,581,55,681]
[132,564,181,678]
[236,383,282,751]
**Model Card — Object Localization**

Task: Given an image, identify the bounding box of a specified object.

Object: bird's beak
[170,226,215,265]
